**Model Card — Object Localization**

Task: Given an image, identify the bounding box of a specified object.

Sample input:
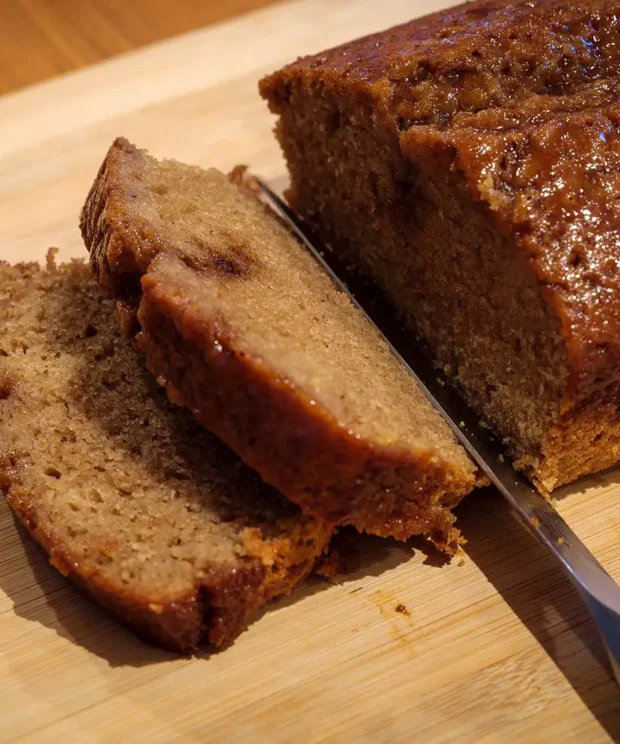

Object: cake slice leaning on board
[260,0,620,494]
[81,138,485,553]
[0,257,331,652]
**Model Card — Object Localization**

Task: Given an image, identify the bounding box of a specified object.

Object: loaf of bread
[81,138,483,552]
[0,256,330,652]
[260,0,620,493]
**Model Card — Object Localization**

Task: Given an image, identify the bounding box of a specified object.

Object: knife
[256,178,620,686]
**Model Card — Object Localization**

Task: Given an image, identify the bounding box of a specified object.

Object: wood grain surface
[0,0,282,95]
[1,0,620,741]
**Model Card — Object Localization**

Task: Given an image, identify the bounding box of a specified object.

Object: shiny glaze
[281,0,620,128]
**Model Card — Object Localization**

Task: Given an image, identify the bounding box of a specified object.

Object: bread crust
[8,487,327,652]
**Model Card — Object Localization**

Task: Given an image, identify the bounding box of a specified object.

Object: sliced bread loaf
[81,138,483,552]
[0,256,330,652]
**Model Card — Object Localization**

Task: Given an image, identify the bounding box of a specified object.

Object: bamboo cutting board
[1,1,620,741]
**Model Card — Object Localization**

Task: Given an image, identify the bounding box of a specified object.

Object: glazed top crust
[278,0,620,128]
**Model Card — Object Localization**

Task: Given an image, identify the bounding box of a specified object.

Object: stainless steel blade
[256,178,620,684]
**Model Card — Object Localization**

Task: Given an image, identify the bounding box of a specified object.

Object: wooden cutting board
[1,0,620,740]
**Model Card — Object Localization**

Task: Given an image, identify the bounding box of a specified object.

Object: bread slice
[0,255,330,653]
[259,0,620,494]
[81,138,483,552]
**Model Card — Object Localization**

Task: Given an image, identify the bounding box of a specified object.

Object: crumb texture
[0,258,330,652]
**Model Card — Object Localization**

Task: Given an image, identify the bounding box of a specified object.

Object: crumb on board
[314,548,340,580]
[228,164,263,195]
[457,558,465,567]
[530,516,541,528]
[395,603,411,617]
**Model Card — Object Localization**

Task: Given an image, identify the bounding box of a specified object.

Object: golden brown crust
[7,489,212,651]
[81,138,150,294]
[261,0,620,129]
[9,486,327,651]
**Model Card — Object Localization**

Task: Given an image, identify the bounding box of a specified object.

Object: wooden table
[1,0,620,741]
[0,0,281,95]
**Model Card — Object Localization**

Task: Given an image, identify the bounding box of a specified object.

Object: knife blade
[256,177,620,685]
